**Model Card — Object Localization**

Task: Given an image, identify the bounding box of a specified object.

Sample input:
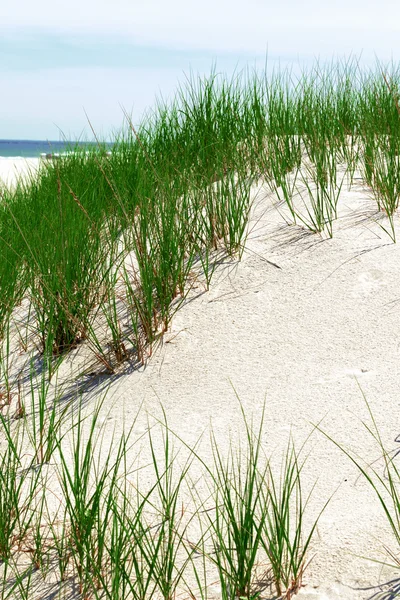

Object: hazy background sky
[1,0,400,140]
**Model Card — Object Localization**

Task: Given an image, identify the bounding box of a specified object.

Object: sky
[1,0,400,140]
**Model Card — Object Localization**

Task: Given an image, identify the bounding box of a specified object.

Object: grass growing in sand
[1,59,400,372]
[0,66,389,348]
[0,391,326,600]
[1,57,400,598]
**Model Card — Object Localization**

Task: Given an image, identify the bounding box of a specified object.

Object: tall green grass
[1,60,400,370]
[204,406,269,600]
[0,394,327,600]
[1,59,400,596]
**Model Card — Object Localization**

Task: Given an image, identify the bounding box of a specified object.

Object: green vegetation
[0,388,325,600]
[1,58,400,597]
[261,440,330,598]
[1,60,400,371]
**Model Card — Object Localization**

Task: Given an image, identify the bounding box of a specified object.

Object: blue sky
[1,0,400,140]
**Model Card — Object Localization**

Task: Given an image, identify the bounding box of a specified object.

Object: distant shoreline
[0,139,111,159]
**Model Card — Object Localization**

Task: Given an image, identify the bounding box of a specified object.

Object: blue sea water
[0,139,103,159]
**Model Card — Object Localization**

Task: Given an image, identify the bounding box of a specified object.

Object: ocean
[0,139,104,159]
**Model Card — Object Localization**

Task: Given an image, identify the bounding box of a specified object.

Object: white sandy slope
[2,159,400,599]
[110,177,400,600]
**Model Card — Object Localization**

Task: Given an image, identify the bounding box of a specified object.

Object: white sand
[2,160,400,598]
[0,157,40,188]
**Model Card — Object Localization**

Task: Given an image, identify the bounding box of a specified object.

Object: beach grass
[1,59,400,369]
[0,388,326,600]
[1,57,400,597]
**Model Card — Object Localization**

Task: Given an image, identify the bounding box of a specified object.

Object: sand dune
[1,160,400,598]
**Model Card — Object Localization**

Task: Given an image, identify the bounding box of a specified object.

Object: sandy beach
[0,157,40,188]
[1,156,400,599]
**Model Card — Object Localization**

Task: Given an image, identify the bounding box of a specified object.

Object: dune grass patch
[1,57,400,598]
[1,59,400,371]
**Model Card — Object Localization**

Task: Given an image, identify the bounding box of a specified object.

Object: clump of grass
[266,135,302,225]
[25,360,69,465]
[261,438,329,599]
[299,138,346,237]
[0,416,42,564]
[56,397,131,598]
[203,169,253,257]
[133,417,196,600]
[9,150,117,357]
[0,191,27,342]
[204,403,268,600]
[360,134,400,241]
